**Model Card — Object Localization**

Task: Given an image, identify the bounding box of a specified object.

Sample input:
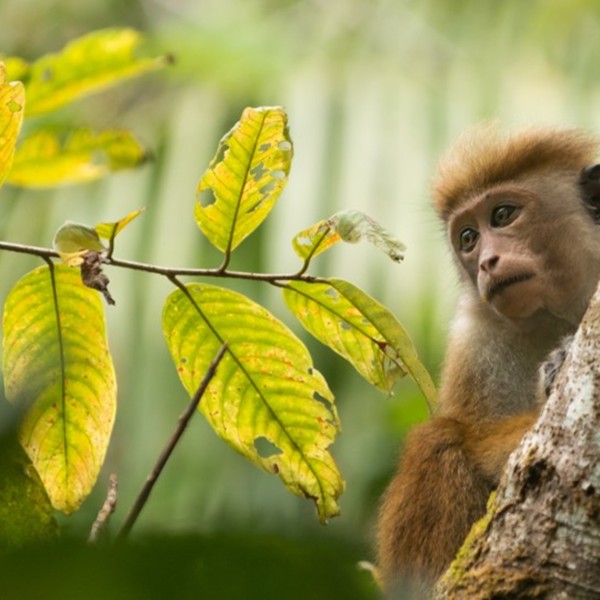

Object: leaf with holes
[8,128,148,188]
[195,106,293,253]
[292,210,405,263]
[0,63,25,189]
[2,265,116,513]
[14,28,168,117]
[163,283,343,522]
[283,278,437,409]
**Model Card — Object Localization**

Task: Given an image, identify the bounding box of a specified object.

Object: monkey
[376,126,600,596]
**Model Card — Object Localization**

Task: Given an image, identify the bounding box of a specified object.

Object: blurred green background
[1,0,600,592]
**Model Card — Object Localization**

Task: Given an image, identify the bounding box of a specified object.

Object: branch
[0,240,325,283]
[116,343,228,540]
[88,473,118,543]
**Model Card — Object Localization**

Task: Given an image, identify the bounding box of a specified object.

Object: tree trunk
[436,284,600,599]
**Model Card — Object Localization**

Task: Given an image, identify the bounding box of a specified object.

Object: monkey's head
[432,126,600,326]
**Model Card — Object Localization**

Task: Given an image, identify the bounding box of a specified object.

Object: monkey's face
[448,184,599,325]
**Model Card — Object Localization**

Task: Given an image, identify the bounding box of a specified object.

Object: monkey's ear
[579,164,600,223]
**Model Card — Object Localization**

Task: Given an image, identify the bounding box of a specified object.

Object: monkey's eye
[458,227,479,252]
[491,205,518,227]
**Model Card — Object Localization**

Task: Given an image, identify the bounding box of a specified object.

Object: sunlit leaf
[8,128,148,188]
[1,57,30,84]
[94,208,145,241]
[0,63,25,188]
[19,28,168,116]
[292,220,341,262]
[3,265,117,513]
[292,210,405,263]
[283,278,437,410]
[0,410,58,547]
[195,106,293,253]
[163,283,343,522]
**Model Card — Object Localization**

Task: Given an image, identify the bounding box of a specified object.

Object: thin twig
[107,256,324,282]
[0,240,323,283]
[116,343,229,540]
[88,473,118,543]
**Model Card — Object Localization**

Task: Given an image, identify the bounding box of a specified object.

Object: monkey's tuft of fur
[432,125,600,219]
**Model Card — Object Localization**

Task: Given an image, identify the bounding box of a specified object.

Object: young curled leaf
[292,209,406,264]
[195,106,293,253]
[284,278,437,412]
[53,222,116,304]
[94,208,145,242]
[8,128,148,188]
[53,222,106,264]
[0,63,25,189]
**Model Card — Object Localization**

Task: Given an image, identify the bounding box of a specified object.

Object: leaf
[8,128,148,188]
[292,209,406,263]
[2,56,30,83]
[0,412,58,547]
[54,222,106,254]
[19,28,167,116]
[0,63,25,188]
[195,106,293,253]
[94,208,145,241]
[53,210,144,266]
[292,220,341,262]
[283,278,437,409]
[163,283,343,522]
[53,221,106,266]
[3,265,117,513]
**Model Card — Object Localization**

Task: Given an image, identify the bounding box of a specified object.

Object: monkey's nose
[479,254,499,273]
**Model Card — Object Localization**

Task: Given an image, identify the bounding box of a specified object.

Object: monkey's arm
[376,412,538,590]
[465,412,539,480]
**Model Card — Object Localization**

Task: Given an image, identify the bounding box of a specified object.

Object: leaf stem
[116,343,228,540]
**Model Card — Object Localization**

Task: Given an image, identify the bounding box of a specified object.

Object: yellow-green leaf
[53,222,105,254]
[2,57,30,84]
[94,208,145,241]
[195,106,293,253]
[163,283,343,522]
[292,220,341,262]
[20,28,167,116]
[292,210,405,263]
[8,128,148,188]
[0,63,25,188]
[3,265,117,513]
[283,278,437,410]
[53,221,106,266]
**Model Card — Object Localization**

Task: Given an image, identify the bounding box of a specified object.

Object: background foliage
[1,0,600,593]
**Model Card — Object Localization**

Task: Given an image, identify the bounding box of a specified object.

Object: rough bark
[437,283,600,599]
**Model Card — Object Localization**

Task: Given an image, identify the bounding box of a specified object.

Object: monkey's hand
[539,335,574,400]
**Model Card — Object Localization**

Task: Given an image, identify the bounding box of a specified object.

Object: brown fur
[432,125,599,219]
[377,126,600,596]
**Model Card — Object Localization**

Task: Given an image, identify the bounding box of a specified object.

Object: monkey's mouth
[488,273,534,301]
